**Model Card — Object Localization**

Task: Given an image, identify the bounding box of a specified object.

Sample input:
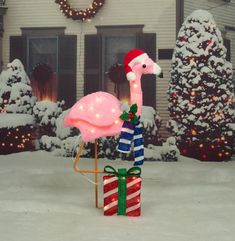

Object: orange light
[191,129,197,136]
[199,144,203,148]
[191,91,196,96]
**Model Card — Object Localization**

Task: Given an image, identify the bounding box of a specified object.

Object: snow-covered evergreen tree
[0,59,36,114]
[0,59,36,153]
[168,10,234,161]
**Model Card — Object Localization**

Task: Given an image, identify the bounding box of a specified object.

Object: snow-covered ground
[0,151,235,241]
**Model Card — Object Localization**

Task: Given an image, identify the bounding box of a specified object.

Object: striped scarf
[117,120,144,166]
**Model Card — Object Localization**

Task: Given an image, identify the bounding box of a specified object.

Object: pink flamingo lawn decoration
[64,49,163,207]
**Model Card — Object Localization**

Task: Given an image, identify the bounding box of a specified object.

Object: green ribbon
[104,165,141,215]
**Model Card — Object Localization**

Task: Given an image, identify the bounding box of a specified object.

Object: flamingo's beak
[153,63,163,78]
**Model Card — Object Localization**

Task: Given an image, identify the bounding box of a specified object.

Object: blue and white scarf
[117,120,144,166]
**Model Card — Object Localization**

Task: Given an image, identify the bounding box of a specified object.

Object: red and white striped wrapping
[103,175,141,216]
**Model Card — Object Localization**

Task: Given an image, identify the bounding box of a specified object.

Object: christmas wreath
[55,0,105,21]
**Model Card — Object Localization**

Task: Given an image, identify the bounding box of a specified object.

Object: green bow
[104,165,141,216]
[120,104,139,125]
[104,165,141,177]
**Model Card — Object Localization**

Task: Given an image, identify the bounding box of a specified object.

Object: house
[0,0,233,139]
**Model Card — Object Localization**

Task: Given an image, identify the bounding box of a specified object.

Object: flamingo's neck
[129,72,143,116]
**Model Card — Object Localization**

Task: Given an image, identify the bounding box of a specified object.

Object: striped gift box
[103,166,141,216]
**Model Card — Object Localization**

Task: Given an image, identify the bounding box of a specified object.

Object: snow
[0,113,35,128]
[0,151,235,241]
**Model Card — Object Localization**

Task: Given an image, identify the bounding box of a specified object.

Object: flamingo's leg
[94,139,99,209]
[73,140,103,209]
[73,141,84,172]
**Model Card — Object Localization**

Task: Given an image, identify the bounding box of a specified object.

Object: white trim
[103,176,117,185]
[119,138,131,145]
[122,127,134,134]
[133,134,143,140]
[135,156,144,162]
[126,178,141,188]
[104,200,118,211]
[104,187,118,198]
[126,203,141,214]
[134,145,144,151]
[128,53,148,67]
[127,190,141,200]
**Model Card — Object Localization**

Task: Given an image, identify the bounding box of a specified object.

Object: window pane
[28,37,58,102]
[28,38,57,73]
[105,36,136,102]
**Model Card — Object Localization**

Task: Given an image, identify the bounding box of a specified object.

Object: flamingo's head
[131,57,163,78]
[124,49,163,82]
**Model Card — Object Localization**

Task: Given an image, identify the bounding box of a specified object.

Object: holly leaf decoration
[130,104,138,114]
[120,112,129,120]
[131,116,139,125]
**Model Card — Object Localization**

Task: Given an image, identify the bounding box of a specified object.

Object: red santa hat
[123,49,148,81]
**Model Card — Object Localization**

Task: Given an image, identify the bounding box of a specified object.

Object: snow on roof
[0,113,35,129]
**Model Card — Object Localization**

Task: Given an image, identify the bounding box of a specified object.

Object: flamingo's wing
[67,91,122,127]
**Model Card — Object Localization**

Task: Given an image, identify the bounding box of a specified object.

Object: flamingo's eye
[142,64,146,68]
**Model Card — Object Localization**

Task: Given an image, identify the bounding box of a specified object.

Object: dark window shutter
[84,34,102,95]
[137,33,156,108]
[10,36,27,67]
[223,38,231,61]
[58,35,77,108]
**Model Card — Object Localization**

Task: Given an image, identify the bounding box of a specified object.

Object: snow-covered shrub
[33,100,64,136]
[141,106,162,146]
[39,135,62,151]
[0,113,35,154]
[145,137,180,162]
[0,59,36,115]
[37,107,80,155]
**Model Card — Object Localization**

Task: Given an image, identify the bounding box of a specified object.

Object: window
[97,25,143,103]
[104,36,136,102]
[84,26,157,108]
[10,28,77,107]
[28,37,58,101]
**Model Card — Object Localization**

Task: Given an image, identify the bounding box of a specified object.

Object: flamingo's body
[64,49,163,143]
[64,91,123,142]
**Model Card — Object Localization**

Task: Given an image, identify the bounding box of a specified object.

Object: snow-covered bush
[146,137,180,162]
[36,107,79,155]
[0,113,35,154]
[0,59,36,115]
[33,100,64,136]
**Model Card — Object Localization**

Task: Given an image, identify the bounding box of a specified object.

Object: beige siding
[3,0,176,139]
